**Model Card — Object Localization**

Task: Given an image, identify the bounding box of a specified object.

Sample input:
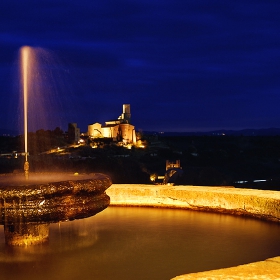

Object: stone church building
[88,104,136,144]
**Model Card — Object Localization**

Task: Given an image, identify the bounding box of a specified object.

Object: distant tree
[53,127,64,136]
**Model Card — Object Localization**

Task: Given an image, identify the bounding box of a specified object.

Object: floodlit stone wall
[107,185,280,222]
[172,256,280,280]
[107,184,280,279]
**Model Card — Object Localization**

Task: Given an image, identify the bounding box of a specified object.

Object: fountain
[0,46,111,245]
[0,172,111,245]
[1,46,279,279]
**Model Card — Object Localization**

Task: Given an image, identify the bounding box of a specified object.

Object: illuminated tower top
[118,104,131,124]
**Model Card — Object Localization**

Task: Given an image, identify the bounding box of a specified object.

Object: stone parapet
[172,257,280,280]
[107,184,280,222]
[106,184,280,279]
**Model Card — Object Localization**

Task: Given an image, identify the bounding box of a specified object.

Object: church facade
[88,104,136,144]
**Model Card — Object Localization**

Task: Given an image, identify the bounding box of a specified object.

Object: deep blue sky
[1,0,280,133]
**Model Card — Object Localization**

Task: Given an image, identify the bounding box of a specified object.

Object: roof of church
[102,124,119,128]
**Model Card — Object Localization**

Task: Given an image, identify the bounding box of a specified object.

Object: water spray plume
[21,46,31,179]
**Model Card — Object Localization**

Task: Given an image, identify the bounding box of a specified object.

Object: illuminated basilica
[88,104,136,144]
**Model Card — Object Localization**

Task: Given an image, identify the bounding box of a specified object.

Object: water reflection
[5,223,49,246]
[0,207,279,280]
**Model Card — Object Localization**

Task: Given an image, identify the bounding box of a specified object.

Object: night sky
[1,1,280,134]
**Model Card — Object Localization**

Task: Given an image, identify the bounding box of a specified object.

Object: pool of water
[0,206,280,280]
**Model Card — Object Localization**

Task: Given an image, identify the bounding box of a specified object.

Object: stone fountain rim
[0,172,112,199]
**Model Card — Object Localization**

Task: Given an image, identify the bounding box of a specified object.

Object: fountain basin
[107,184,280,279]
[0,173,111,245]
[0,173,111,222]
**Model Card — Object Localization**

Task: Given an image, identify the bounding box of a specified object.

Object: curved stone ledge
[107,184,280,222]
[107,184,280,279]
[172,256,280,280]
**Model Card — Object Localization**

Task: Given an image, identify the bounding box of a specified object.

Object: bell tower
[119,104,131,123]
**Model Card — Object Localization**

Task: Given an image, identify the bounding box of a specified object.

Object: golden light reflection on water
[0,207,279,280]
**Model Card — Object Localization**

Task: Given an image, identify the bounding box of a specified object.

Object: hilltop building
[88,104,136,144]
[166,160,181,170]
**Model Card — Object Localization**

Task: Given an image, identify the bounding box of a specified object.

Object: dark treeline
[1,132,280,190]
[154,135,280,190]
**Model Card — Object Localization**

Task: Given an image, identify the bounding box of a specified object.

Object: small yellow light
[74,172,79,176]
[150,173,157,182]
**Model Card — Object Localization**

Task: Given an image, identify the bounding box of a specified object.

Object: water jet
[21,46,30,178]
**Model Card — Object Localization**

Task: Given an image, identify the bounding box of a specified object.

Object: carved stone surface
[0,173,111,223]
[0,173,111,245]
